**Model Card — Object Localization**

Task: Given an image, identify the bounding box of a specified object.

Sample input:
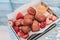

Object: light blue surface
[42,0,60,7]
[0,0,60,40]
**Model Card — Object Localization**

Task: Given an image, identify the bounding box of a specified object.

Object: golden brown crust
[24,18,33,25]
[24,14,34,20]
[21,26,31,33]
[32,20,40,32]
[35,12,46,22]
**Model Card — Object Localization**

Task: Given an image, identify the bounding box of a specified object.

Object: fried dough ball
[35,12,46,22]
[21,26,31,33]
[32,20,40,32]
[37,5,48,13]
[15,19,23,26]
[28,7,36,15]
[24,14,34,20]
[24,18,33,25]
[20,19,24,25]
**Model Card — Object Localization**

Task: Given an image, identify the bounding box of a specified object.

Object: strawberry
[39,22,46,28]
[18,31,29,39]
[18,31,24,37]
[51,15,57,21]
[47,14,57,21]
[16,12,24,20]
[46,18,53,25]
[28,7,36,15]
[22,33,29,38]
[9,20,14,27]
[47,14,52,20]
[14,26,19,33]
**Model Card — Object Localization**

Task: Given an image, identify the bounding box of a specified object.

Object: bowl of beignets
[7,1,59,40]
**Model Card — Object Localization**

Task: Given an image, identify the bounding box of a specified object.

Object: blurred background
[0,0,60,40]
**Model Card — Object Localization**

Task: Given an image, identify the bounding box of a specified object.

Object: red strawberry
[47,14,57,21]
[28,7,36,15]
[22,33,29,38]
[16,12,24,20]
[46,14,53,20]
[18,31,29,39]
[46,18,53,25]
[14,26,19,33]
[9,20,14,27]
[39,22,46,28]
[18,31,24,37]
[51,15,57,21]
